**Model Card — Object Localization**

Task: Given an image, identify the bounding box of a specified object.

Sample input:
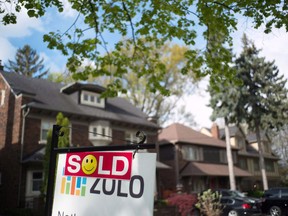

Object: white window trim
[40,119,54,144]
[40,119,72,145]
[89,121,112,145]
[81,90,105,108]
[0,90,5,106]
[26,170,43,197]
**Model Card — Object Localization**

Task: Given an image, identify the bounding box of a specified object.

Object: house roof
[1,71,158,129]
[158,123,236,149]
[181,162,252,177]
[219,125,239,138]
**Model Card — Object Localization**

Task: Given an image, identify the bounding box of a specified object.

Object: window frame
[40,120,54,144]
[26,170,43,196]
[181,145,203,161]
[80,90,105,108]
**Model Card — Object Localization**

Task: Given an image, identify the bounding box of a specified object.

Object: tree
[209,34,288,190]
[235,35,288,190]
[208,65,238,190]
[93,42,199,126]
[1,1,288,94]
[42,112,70,197]
[5,44,49,78]
[47,71,75,84]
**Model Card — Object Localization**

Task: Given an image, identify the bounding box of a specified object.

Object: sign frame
[45,125,156,216]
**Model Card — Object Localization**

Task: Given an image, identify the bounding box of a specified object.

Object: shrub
[196,189,223,216]
[166,193,198,216]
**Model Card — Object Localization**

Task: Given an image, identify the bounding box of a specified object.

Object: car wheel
[228,210,238,216]
[270,206,282,216]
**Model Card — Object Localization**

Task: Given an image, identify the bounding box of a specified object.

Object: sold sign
[64,152,133,180]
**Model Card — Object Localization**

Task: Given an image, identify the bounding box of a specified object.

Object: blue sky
[1,2,288,129]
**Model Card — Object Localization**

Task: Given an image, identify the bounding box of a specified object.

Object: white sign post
[52,152,156,216]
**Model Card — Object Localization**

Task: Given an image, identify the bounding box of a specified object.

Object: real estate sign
[52,151,157,216]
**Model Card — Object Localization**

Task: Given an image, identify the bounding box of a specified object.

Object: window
[32,172,43,192]
[220,150,227,163]
[0,90,5,106]
[81,90,105,108]
[26,170,43,196]
[253,159,260,171]
[237,137,246,151]
[40,120,54,143]
[125,131,139,144]
[182,145,202,161]
[265,160,275,172]
[239,158,248,170]
[89,121,111,145]
[220,150,237,164]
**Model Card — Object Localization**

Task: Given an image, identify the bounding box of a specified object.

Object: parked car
[193,196,262,216]
[261,187,288,216]
[216,189,261,204]
[221,196,262,216]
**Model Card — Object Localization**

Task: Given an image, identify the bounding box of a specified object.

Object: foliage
[209,34,288,190]
[2,1,288,95]
[246,189,264,198]
[196,189,223,216]
[93,42,199,126]
[166,193,198,216]
[42,112,70,197]
[5,44,49,78]
[47,71,75,84]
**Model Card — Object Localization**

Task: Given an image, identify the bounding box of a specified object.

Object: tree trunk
[255,125,268,190]
[224,117,236,190]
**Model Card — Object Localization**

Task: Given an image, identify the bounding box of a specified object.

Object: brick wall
[71,123,91,146]
[23,117,42,156]
[0,75,23,209]
[0,75,9,149]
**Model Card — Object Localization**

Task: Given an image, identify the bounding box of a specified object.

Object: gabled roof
[158,123,236,149]
[1,71,158,129]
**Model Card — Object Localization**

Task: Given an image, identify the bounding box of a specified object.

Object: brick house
[157,123,252,197]
[0,70,159,212]
[216,124,280,190]
[201,124,280,191]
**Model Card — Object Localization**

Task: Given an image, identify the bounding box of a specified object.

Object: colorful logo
[60,172,87,196]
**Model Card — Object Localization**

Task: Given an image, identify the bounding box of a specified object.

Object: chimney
[0,60,3,71]
[211,123,219,139]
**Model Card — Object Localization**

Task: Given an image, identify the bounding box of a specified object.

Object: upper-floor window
[239,158,248,170]
[253,159,260,171]
[237,137,246,151]
[40,120,54,143]
[81,90,105,108]
[0,90,5,106]
[219,150,237,164]
[265,160,275,172]
[89,121,111,145]
[125,131,146,144]
[182,145,203,161]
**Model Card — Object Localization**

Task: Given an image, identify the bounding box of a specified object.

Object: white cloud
[61,0,78,18]
[0,38,16,62]
[0,10,44,38]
